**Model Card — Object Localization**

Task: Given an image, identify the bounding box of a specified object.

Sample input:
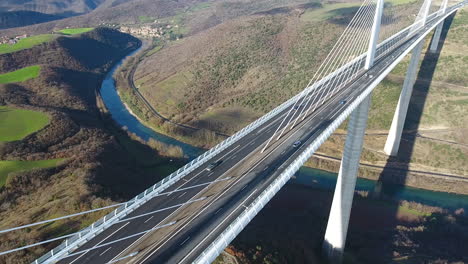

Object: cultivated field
[0,65,41,84]
[56,27,94,35]
[0,35,55,55]
[0,106,49,142]
[0,159,64,188]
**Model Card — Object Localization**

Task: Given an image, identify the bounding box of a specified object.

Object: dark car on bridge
[293,141,302,148]
[206,160,223,171]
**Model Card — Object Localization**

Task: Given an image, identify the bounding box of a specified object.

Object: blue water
[101,49,468,211]
[293,167,468,211]
[100,49,202,159]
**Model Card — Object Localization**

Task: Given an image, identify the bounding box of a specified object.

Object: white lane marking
[180,236,190,246]
[144,216,154,224]
[156,177,230,197]
[134,99,319,262]
[61,223,176,263]
[69,222,130,264]
[120,197,207,223]
[178,192,187,198]
[214,208,222,215]
[263,166,268,171]
[108,202,188,264]
[241,185,248,191]
[109,86,356,264]
[109,171,240,262]
[179,190,259,263]
[216,144,240,161]
[134,163,262,264]
[106,252,139,264]
[175,78,366,263]
[99,247,112,256]
[163,144,240,198]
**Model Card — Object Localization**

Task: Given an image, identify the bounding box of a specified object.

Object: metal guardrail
[34,43,334,264]
[34,2,466,263]
[192,4,466,263]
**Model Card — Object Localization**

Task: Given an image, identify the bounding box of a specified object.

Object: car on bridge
[293,141,301,148]
[206,160,223,171]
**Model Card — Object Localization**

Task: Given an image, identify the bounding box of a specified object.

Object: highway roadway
[55,9,451,264]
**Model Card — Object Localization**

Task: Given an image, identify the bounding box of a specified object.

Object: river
[100,49,468,211]
[100,49,202,159]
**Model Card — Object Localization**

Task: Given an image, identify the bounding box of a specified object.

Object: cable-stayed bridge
[1,0,466,263]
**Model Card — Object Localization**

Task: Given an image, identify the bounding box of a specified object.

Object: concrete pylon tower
[383,40,424,156]
[323,94,372,263]
[430,0,449,52]
[322,0,383,262]
[384,0,432,156]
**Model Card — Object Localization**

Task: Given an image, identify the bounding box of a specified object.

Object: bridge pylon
[383,0,440,155]
[323,0,383,262]
[430,0,449,52]
[383,40,424,156]
[322,94,372,263]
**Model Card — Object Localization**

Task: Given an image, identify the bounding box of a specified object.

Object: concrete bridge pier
[430,22,444,52]
[323,0,382,261]
[430,0,448,52]
[384,39,424,156]
[322,94,372,263]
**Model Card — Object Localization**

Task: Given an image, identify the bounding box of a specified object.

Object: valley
[0,0,466,263]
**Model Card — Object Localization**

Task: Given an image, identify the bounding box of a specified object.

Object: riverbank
[98,47,202,159]
[109,38,468,196]
[99,33,468,264]
[305,153,468,195]
[112,41,226,149]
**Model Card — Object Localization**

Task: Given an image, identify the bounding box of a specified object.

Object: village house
[1,34,28,45]
[119,25,168,38]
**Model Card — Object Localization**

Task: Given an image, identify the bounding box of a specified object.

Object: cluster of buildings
[119,24,177,38]
[0,34,28,45]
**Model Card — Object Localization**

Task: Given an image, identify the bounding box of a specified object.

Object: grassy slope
[57,28,94,35]
[0,106,50,142]
[0,159,64,187]
[133,4,468,176]
[0,65,41,84]
[0,28,157,263]
[0,34,55,55]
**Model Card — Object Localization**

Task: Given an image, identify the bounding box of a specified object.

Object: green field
[57,28,94,35]
[0,106,50,142]
[0,65,41,84]
[0,34,55,55]
[0,159,64,187]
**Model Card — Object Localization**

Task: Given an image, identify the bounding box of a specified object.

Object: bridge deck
[54,6,461,264]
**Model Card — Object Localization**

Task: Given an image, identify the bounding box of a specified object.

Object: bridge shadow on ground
[353,12,460,263]
[374,13,455,199]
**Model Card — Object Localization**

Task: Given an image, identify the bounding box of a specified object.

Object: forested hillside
[0,28,182,264]
[130,2,468,184]
[0,0,128,29]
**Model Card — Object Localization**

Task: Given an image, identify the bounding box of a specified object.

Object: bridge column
[323,0,382,261]
[323,94,372,263]
[430,0,448,52]
[384,40,424,156]
[429,22,444,52]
